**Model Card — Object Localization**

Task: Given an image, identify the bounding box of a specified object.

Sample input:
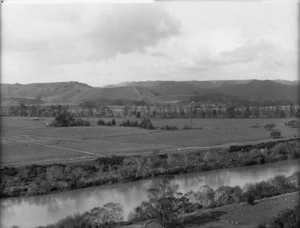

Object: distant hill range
[1,80,298,106]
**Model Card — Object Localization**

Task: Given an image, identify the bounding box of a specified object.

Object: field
[1,117,299,166]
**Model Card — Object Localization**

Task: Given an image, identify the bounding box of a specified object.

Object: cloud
[145,29,282,77]
[1,2,298,86]
[86,5,181,59]
[2,4,181,64]
[220,40,275,64]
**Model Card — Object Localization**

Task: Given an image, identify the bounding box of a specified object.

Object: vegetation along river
[1,159,299,228]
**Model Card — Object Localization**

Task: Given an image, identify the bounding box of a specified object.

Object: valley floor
[1,117,299,166]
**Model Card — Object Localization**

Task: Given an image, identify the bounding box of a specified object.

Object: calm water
[1,159,299,228]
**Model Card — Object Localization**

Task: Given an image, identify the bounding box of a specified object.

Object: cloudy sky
[2,1,298,87]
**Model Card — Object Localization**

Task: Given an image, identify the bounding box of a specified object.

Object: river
[1,159,299,228]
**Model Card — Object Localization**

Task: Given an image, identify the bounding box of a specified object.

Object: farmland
[1,117,299,166]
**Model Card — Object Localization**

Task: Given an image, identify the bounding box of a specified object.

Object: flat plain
[1,117,299,166]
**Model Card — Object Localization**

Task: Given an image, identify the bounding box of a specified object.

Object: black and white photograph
[0,0,299,227]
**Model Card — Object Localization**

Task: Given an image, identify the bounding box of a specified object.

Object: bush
[133,120,139,127]
[71,119,90,126]
[271,130,281,138]
[139,119,154,130]
[264,123,275,130]
[48,111,90,127]
[111,118,116,126]
[214,186,242,206]
[183,124,191,130]
[284,120,300,128]
[243,173,299,202]
[251,123,262,128]
[161,125,178,130]
[97,119,106,126]
[195,185,215,208]
[247,195,255,205]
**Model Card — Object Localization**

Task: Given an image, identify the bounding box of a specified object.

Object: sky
[1,1,299,87]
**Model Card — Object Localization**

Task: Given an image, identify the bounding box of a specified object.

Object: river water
[1,159,299,228]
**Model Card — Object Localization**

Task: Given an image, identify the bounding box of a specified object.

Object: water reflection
[1,159,299,228]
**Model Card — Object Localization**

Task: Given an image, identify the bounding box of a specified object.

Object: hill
[0,82,161,106]
[116,80,298,103]
[1,80,298,106]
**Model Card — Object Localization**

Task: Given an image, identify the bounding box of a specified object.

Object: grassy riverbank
[0,138,299,198]
[178,192,299,228]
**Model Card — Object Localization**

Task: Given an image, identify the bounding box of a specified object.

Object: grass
[1,117,299,166]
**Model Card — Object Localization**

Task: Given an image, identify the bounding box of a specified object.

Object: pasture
[1,117,299,166]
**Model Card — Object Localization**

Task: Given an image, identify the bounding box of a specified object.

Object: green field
[1,117,299,166]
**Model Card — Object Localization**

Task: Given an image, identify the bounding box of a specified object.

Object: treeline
[2,102,300,119]
[188,93,297,107]
[228,138,297,153]
[98,118,154,130]
[1,139,299,198]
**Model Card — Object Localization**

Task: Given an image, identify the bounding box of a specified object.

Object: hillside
[0,82,161,106]
[116,80,299,103]
[219,80,299,101]
[1,80,298,106]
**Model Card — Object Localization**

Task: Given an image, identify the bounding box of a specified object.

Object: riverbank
[182,191,299,228]
[1,138,299,198]
[123,192,299,228]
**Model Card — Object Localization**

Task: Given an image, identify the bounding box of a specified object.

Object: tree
[226,106,236,118]
[195,185,215,208]
[85,202,124,226]
[130,178,184,227]
[139,118,154,130]
[18,103,28,116]
[214,186,242,207]
[289,103,295,117]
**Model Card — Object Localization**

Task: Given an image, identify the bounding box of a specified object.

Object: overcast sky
[2,1,298,87]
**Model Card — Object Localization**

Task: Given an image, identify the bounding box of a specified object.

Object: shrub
[161,125,178,130]
[195,185,215,208]
[71,119,90,126]
[284,120,300,128]
[271,130,281,138]
[133,120,139,127]
[251,123,261,128]
[247,195,255,205]
[243,173,299,202]
[183,124,191,130]
[97,119,106,126]
[111,118,116,126]
[264,123,275,130]
[139,118,154,130]
[214,186,242,206]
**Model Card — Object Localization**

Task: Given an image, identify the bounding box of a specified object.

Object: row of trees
[2,103,300,118]
[97,118,155,130]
